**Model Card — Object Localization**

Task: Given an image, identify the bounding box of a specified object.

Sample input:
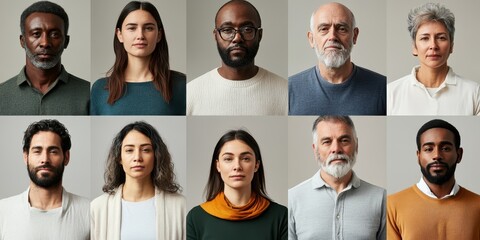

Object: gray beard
[314,42,352,69]
[25,47,62,70]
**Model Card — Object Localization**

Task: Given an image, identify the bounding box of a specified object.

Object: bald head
[215,0,261,27]
[310,2,355,32]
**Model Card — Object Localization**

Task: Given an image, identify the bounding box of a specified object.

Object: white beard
[314,40,352,69]
[319,153,356,179]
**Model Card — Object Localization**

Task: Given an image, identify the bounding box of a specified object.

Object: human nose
[429,38,439,50]
[432,147,443,161]
[330,140,343,154]
[233,158,242,171]
[39,150,50,165]
[136,28,145,40]
[326,26,338,41]
[133,149,143,162]
[39,33,51,48]
[231,29,243,43]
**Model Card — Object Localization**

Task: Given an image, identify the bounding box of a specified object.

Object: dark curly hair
[102,121,181,194]
[23,119,71,154]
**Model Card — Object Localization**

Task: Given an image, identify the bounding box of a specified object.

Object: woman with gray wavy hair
[387,3,480,115]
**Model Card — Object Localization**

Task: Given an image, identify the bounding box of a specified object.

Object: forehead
[25,12,64,31]
[220,140,254,154]
[122,130,151,145]
[215,2,260,27]
[30,131,61,147]
[417,21,448,35]
[420,128,455,144]
[316,120,353,137]
[314,4,352,26]
[122,10,156,26]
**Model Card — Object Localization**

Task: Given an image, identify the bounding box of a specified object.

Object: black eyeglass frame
[215,26,262,41]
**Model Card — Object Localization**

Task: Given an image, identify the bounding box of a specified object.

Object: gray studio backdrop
[0,0,91,82]
[90,116,187,200]
[186,0,288,81]
[387,0,480,82]
[288,0,386,77]
[0,116,91,200]
[387,116,480,195]
[186,116,288,211]
[91,0,186,82]
[288,116,387,189]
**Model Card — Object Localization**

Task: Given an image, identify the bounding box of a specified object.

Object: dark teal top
[0,66,90,115]
[90,71,186,115]
[187,202,287,240]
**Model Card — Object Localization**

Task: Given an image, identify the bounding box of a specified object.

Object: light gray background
[187,116,288,210]
[91,0,186,82]
[288,116,387,189]
[186,0,288,81]
[90,116,187,200]
[0,0,90,82]
[0,116,91,199]
[387,116,480,195]
[387,0,480,82]
[288,0,386,77]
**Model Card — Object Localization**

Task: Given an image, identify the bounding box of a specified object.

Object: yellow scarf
[200,192,270,221]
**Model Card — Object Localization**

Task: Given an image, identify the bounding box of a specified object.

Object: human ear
[116,28,124,43]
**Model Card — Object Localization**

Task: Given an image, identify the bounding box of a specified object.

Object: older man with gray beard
[288,2,386,115]
[0,1,89,115]
[288,116,386,240]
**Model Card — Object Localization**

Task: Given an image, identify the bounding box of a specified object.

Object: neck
[424,176,456,199]
[217,62,258,80]
[320,170,353,193]
[416,64,449,88]
[318,60,353,84]
[223,185,251,206]
[25,61,62,94]
[122,177,155,202]
[124,56,153,82]
[28,182,63,210]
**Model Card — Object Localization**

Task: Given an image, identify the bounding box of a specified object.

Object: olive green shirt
[0,66,90,115]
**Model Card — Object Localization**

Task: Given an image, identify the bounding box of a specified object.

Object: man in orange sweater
[387,119,480,239]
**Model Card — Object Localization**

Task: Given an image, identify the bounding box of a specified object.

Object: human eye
[321,139,331,145]
[441,146,452,152]
[126,26,136,31]
[124,147,134,153]
[142,147,152,153]
[337,25,348,33]
[241,26,254,33]
[145,26,155,31]
[31,148,41,154]
[423,146,432,152]
[221,28,234,34]
[223,157,233,162]
[31,31,41,38]
[340,138,351,144]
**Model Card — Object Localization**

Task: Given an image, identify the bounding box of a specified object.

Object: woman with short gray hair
[387,3,480,115]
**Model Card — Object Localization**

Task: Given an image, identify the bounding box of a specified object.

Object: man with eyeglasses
[288,2,386,115]
[187,0,287,116]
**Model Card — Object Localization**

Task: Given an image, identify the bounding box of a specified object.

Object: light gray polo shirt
[288,170,386,240]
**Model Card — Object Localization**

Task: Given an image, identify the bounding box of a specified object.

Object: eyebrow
[125,22,156,27]
[218,21,256,28]
[221,151,254,156]
[123,143,152,148]
[320,134,352,141]
[421,141,454,147]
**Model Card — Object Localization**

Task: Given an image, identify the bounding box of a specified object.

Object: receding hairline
[310,2,356,31]
[214,0,261,26]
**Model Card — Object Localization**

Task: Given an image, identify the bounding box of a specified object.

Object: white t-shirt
[121,197,156,240]
[0,188,90,240]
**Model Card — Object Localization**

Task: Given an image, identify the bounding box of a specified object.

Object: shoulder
[66,191,90,205]
[288,178,312,199]
[355,65,386,82]
[459,186,480,199]
[259,68,286,82]
[188,69,216,86]
[0,193,23,210]
[187,205,208,221]
[163,191,186,202]
[91,192,114,209]
[288,66,316,83]
[267,201,287,213]
[66,73,90,87]
[454,74,480,88]
[359,179,386,195]
[387,186,416,204]
[91,78,108,91]
[0,76,18,89]
[388,73,411,89]
[170,70,186,82]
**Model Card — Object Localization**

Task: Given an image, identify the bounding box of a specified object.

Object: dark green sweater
[187,202,287,240]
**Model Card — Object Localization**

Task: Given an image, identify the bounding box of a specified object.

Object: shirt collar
[16,65,69,86]
[409,65,457,88]
[311,169,361,190]
[23,187,69,213]
[416,177,459,199]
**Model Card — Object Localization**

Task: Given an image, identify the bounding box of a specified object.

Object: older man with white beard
[288,116,386,240]
[288,2,386,115]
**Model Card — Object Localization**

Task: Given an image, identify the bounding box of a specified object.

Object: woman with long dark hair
[91,121,185,240]
[187,129,287,240]
[90,1,185,115]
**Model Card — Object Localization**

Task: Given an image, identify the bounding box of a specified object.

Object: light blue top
[90,71,186,115]
[288,170,386,240]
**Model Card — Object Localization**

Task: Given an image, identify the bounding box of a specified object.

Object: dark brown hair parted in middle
[205,129,271,202]
[106,1,172,105]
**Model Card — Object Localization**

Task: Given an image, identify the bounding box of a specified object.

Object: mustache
[326,153,351,165]
[426,161,449,170]
[227,44,247,52]
[35,50,56,56]
[35,164,55,172]
[323,41,346,51]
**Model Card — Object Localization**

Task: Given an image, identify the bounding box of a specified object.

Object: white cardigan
[90,185,186,240]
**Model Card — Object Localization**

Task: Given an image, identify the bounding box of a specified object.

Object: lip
[229,175,245,180]
[426,54,441,58]
[131,166,145,171]
[36,54,53,59]
[133,43,148,48]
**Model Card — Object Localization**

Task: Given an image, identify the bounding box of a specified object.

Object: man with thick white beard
[288,116,386,240]
[288,2,386,115]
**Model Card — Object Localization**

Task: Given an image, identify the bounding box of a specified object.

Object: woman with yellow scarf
[187,129,287,240]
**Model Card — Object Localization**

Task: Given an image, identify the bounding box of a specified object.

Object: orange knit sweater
[387,185,480,240]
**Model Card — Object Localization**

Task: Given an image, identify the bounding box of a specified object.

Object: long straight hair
[106,1,171,105]
[205,129,270,202]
